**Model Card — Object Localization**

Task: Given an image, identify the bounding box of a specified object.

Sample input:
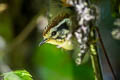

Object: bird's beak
[39,39,47,46]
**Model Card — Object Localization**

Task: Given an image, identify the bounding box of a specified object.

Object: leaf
[2,70,33,80]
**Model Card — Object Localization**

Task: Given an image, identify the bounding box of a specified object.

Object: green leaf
[2,70,33,80]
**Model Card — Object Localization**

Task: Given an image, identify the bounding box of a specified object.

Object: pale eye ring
[51,31,57,36]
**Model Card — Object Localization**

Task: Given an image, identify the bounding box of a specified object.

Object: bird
[39,1,117,79]
[39,0,96,65]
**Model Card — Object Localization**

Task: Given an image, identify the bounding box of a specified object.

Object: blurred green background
[0,0,120,80]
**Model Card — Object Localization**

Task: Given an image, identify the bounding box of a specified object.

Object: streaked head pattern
[40,13,73,50]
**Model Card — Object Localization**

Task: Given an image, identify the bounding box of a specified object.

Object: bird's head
[39,13,74,50]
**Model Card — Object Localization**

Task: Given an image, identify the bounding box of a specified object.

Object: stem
[90,44,103,80]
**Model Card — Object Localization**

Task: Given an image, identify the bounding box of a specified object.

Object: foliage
[2,70,33,80]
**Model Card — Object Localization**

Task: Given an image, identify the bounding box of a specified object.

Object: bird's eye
[51,31,57,36]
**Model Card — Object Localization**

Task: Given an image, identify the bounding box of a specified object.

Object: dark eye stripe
[57,22,69,31]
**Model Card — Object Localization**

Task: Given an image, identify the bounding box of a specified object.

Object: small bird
[39,0,96,65]
[39,1,117,79]
[40,12,76,50]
